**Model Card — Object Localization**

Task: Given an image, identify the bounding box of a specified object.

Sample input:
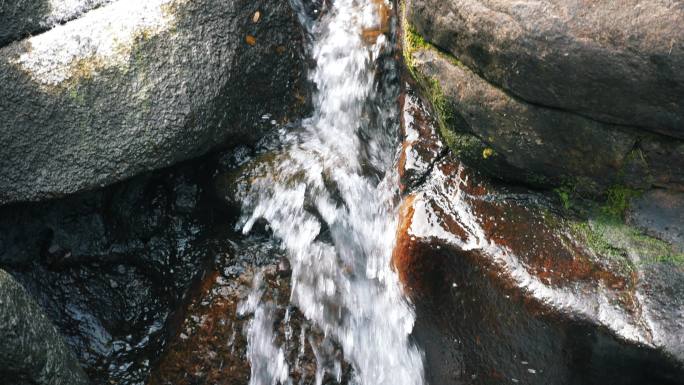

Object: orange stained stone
[361,0,390,44]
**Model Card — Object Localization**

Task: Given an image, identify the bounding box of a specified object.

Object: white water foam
[236,0,426,384]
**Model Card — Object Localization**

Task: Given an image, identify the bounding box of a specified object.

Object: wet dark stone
[394,166,684,384]
[0,154,237,385]
[394,88,684,384]
[0,269,89,385]
[412,246,684,385]
[148,237,352,385]
[627,189,684,251]
[398,86,445,193]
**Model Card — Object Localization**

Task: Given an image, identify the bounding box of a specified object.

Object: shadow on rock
[0,154,237,385]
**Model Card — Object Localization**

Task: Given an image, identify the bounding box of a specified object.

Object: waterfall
[235,0,426,384]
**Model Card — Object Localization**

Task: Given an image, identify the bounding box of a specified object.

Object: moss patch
[401,10,477,159]
[602,185,641,218]
[555,186,573,210]
[570,211,682,273]
[402,24,430,73]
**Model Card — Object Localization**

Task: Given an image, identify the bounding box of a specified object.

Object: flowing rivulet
[235,0,426,384]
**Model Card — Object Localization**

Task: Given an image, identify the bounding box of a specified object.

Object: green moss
[571,219,624,259]
[401,0,463,73]
[403,25,429,68]
[602,185,641,219]
[68,88,85,105]
[639,254,684,266]
[446,132,488,158]
[555,186,572,210]
[401,1,427,74]
[570,212,682,272]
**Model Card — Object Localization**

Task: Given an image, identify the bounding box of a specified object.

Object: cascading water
[234,0,425,384]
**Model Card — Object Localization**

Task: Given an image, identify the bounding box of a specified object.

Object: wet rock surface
[148,239,351,385]
[406,0,684,138]
[0,127,353,385]
[398,86,445,193]
[0,0,309,204]
[0,269,89,385]
[393,91,684,384]
[0,154,237,384]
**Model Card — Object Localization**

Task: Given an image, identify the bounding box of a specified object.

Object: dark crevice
[406,146,449,193]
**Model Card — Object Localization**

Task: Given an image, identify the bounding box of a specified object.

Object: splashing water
[235,0,425,384]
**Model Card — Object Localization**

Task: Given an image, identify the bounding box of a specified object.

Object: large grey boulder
[407,0,684,139]
[0,269,88,385]
[410,48,684,192]
[0,0,308,204]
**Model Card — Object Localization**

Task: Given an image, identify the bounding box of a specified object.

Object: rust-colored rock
[393,90,684,384]
[148,267,253,385]
[361,0,390,44]
[148,250,349,385]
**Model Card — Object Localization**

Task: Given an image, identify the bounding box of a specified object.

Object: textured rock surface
[393,93,684,384]
[0,0,308,204]
[407,0,684,138]
[398,87,445,193]
[0,0,112,46]
[148,251,349,385]
[0,154,236,384]
[409,48,684,192]
[627,189,684,251]
[411,49,635,191]
[0,269,88,385]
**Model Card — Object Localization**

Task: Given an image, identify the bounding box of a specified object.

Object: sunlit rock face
[402,0,684,195]
[9,0,180,87]
[0,0,309,204]
[407,0,684,138]
[393,91,684,385]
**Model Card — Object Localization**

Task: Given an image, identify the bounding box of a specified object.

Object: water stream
[234,0,425,384]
